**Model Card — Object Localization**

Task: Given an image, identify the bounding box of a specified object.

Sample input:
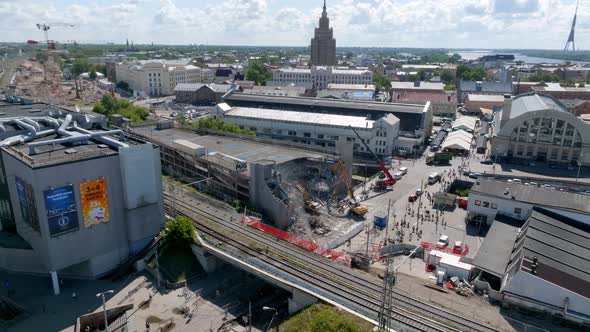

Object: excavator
[331,161,368,217]
[294,182,321,213]
[349,126,396,191]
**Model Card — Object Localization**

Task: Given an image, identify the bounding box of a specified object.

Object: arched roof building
[492,93,590,164]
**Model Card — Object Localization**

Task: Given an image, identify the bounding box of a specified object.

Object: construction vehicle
[349,126,396,191]
[331,161,368,216]
[426,152,453,165]
[294,182,321,213]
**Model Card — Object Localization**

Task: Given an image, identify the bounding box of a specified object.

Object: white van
[399,167,408,175]
[428,172,441,184]
[394,171,404,180]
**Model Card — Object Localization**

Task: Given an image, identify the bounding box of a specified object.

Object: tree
[456,65,486,81]
[440,71,455,84]
[528,73,560,82]
[373,73,391,93]
[89,69,97,80]
[246,61,272,85]
[175,113,188,125]
[72,59,94,77]
[417,70,426,81]
[579,82,586,88]
[161,216,195,248]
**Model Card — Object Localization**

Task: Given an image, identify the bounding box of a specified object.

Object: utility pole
[365,221,371,257]
[385,198,391,243]
[248,300,252,332]
[96,290,114,332]
[378,256,395,331]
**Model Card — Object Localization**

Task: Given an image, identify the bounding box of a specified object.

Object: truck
[426,152,453,165]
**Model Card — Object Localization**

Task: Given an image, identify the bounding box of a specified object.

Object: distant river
[449,50,589,64]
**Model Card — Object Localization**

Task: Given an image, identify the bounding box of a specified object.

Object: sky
[0,0,588,49]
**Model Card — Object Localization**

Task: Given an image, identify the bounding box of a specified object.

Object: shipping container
[172,139,207,157]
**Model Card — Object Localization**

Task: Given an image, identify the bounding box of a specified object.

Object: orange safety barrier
[242,215,351,265]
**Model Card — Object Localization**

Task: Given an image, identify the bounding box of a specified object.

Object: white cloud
[0,0,587,49]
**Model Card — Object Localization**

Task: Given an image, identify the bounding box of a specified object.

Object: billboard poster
[15,177,40,233]
[44,185,79,237]
[79,178,110,227]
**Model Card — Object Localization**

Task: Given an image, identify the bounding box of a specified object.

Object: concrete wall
[1,143,163,278]
[249,161,291,229]
[503,270,590,316]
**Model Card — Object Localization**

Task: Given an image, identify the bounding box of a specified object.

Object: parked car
[408,194,417,202]
[480,159,493,165]
[415,188,424,196]
[469,172,482,179]
[436,235,449,248]
[512,179,522,184]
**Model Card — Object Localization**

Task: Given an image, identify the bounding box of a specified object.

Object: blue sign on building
[44,185,79,237]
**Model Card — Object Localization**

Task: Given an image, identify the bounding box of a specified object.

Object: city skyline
[0,0,588,49]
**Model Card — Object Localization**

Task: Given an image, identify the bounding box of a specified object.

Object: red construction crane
[36,22,75,49]
[349,125,396,190]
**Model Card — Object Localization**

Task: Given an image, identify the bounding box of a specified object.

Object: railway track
[163,192,500,332]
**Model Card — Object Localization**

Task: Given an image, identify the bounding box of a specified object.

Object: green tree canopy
[161,216,196,248]
[528,73,560,82]
[440,70,455,84]
[92,95,149,123]
[373,73,391,93]
[89,69,97,80]
[193,117,255,135]
[456,65,487,81]
[246,61,272,85]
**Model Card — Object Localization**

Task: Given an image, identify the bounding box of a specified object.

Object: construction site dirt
[9,57,108,106]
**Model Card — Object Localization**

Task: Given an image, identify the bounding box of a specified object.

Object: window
[514,207,522,215]
[318,134,324,139]
[288,131,296,136]
[303,132,311,138]
[491,203,497,209]
[475,200,481,206]
[483,201,490,208]
[276,130,282,135]
[250,127,257,132]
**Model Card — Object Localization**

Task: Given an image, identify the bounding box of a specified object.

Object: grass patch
[148,245,205,283]
[279,303,373,332]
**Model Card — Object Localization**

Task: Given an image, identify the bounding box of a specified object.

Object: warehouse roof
[472,215,522,278]
[516,209,590,298]
[174,83,206,92]
[460,81,512,93]
[225,107,378,129]
[327,84,375,90]
[471,179,590,214]
[508,93,566,119]
[390,81,444,91]
[466,94,505,103]
[224,93,427,114]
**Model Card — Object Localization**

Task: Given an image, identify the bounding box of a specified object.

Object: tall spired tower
[564,0,580,52]
[310,0,336,66]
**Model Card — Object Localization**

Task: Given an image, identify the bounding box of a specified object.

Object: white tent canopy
[442,129,472,152]
[452,117,477,132]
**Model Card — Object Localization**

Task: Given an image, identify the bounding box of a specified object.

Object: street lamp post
[96,290,114,332]
[262,306,278,332]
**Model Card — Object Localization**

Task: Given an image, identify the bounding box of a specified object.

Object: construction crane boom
[348,126,396,189]
[331,161,368,216]
[36,22,75,50]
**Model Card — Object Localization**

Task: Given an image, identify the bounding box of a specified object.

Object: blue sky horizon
[0,0,587,50]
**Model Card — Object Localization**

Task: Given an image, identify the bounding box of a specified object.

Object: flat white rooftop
[226,107,375,129]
